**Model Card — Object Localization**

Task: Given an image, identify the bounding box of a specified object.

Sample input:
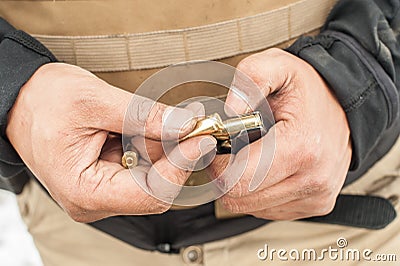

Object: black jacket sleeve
[0,18,56,193]
[288,0,400,178]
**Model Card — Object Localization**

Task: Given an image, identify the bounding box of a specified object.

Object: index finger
[213,122,292,198]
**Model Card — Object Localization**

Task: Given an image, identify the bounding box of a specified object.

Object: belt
[89,194,396,254]
[32,0,337,72]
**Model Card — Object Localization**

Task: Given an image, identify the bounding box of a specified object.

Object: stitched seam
[297,32,397,122]
[324,30,398,126]
[342,81,376,112]
[294,35,335,55]
[4,30,56,61]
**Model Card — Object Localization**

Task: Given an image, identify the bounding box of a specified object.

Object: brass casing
[122,112,265,168]
[122,151,139,169]
[180,112,264,153]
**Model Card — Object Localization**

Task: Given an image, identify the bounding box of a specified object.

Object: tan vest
[0,0,335,215]
[0,0,335,98]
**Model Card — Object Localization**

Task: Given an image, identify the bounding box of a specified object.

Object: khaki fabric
[17,137,400,266]
[24,0,334,72]
[0,0,335,93]
[0,0,305,35]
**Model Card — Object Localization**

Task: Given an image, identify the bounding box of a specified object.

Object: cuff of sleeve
[287,31,399,170]
[0,26,57,165]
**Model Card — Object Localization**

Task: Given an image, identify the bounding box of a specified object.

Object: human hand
[6,63,216,222]
[210,49,352,220]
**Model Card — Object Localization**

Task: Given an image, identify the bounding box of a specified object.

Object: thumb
[225,48,292,116]
[93,84,203,140]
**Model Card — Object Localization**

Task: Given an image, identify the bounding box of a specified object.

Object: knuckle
[64,189,100,217]
[237,55,256,71]
[71,89,103,123]
[300,136,323,165]
[264,48,284,57]
[263,48,290,65]
[209,156,230,179]
[129,96,157,126]
[294,185,315,199]
[148,103,164,123]
[314,197,336,216]
[69,213,88,223]
[269,47,283,54]
[227,182,246,198]
[316,205,334,216]
[306,176,330,193]
[221,197,241,213]
[64,205,89,223]
[66,191,85,208]
[145,103,166,137]
[300,147,319,167]
[208,164,220,180]
[251,212,266,220]
[146,199,172,214]
[152,204,171,214]
[236,56,262,81]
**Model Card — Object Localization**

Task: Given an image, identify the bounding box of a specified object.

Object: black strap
[304,194,397,229]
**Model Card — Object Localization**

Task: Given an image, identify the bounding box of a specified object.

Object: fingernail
[178,102,205,134]
[162,107,173,123]
[225,86,249,116]
[163,106,194,131]
[185,102,205,117]
[180,119,196,135]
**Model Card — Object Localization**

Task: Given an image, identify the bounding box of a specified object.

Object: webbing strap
[32,0,336,72]
[304,194,397,229]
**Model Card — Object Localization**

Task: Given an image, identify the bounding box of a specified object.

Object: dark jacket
[0,0,399,253]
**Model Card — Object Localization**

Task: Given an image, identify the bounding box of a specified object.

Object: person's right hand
[6,63,216,223]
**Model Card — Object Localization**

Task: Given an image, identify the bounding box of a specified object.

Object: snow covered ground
[0,190,42,266]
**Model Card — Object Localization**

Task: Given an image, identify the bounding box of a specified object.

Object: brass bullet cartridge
[180,111,265,153]
[122,151,139,169]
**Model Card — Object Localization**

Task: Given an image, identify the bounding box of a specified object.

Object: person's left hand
[6,63,215,222]
[209,48,352,220]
